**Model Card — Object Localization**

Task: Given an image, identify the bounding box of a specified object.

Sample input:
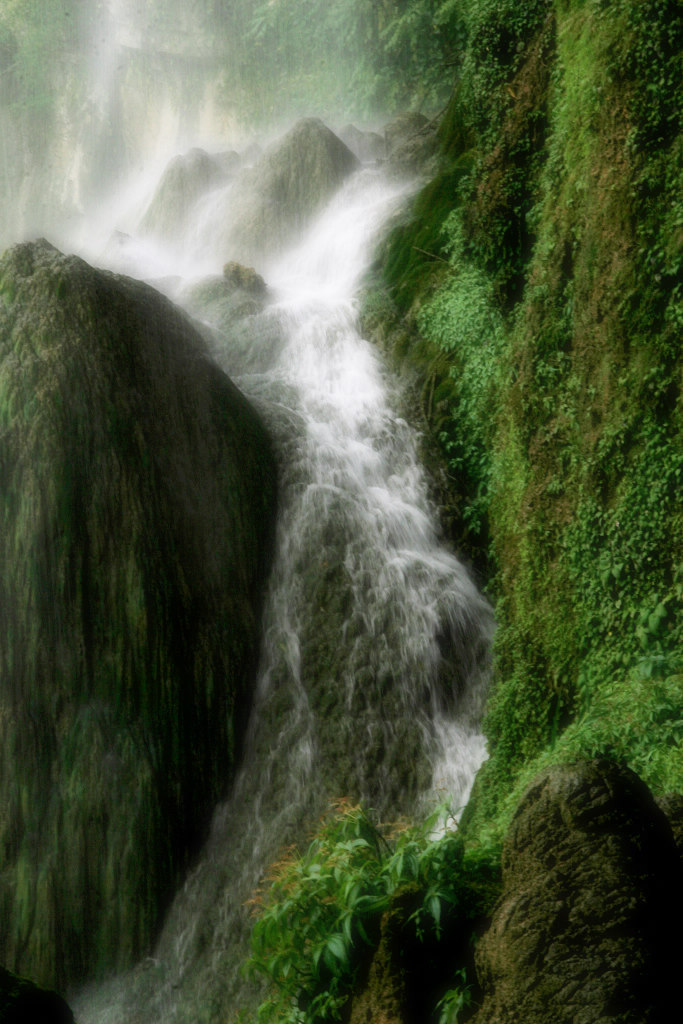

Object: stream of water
[59,148,494,1023]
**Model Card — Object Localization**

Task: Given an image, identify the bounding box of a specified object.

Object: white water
[67,150,493,1024]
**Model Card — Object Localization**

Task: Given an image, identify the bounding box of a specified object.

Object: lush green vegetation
[1,0,681,1016]
[247,800,500,1024]
[368,0,682,841]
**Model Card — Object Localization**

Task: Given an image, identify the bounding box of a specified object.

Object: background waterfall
[64,152,493,1023]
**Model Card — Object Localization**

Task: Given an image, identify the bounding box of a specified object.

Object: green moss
[478,0,683,829]
[367,0,683,847]
[378,154,474,316]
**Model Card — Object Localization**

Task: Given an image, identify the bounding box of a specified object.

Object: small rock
[223,260,267,295]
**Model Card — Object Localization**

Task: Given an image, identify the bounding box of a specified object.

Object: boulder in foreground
[471,759,681,1024]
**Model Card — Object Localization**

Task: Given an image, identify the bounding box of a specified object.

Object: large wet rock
[471,760,681,1024]
[222,118,359,264]
[0,240,276,989]
[140,146,237,241]
[657,792,683,856]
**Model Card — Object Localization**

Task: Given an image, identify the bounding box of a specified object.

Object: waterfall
[66,152,493,1024]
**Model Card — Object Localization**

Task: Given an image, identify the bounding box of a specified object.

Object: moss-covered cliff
[365,0,682,838]
[0,240,276,989]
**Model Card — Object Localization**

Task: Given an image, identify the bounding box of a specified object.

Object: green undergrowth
[246,800,501,1024]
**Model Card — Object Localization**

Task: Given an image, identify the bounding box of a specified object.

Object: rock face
[223,118,359,264]
[383,112,429,153]
[140,147,235,241]
[0,966,74,1024]
[181,267,283,377]
[471,760,681,1024]
[348,886,465,1024]
[349,902,410,1024]
[0,240,276,989]
[381,112,437,173]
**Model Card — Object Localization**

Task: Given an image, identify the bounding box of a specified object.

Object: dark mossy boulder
[348,889,417,1024]
[0,240,276,990]
[140,147,233,241]
[471,760,681,1024]
[0,966,74,1024]
[222,117,359,264]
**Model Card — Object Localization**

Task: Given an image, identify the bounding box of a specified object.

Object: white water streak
[72,155,493,1024]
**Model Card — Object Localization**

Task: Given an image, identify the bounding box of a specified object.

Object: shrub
[246,800,500,1024]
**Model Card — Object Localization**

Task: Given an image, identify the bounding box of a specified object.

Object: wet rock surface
[140,147,234,240]
[471,760,681,1024]
[223,260,267,295]
[339,124,386,163]
[657,792,683,857]
[382,112,438,173]
[0,240,276,990]
[222,117,359,264]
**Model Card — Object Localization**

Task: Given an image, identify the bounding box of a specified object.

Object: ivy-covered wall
[366,0,682,839]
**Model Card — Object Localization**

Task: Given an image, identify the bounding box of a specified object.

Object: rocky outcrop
[471,760,681,1024]
[181,264,284,377]
[383,112,429,152]
[140,147,235,241]
[221,118,359,264]
[0,240,276,989]
[348,880,485,1024]
[0,966,74,1024]
[339,124,385,163]
[382,112,438,173]
[349,889,420,1024]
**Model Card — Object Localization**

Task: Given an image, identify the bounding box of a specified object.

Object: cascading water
[68,152,494,1024]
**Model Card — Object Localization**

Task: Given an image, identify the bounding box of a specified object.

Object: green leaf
[356,916,373,946]
[325,933,349,967]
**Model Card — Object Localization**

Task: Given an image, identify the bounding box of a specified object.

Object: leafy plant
[246,799,500,1024]
[436,970,472,1024]
[417,214,506,537]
